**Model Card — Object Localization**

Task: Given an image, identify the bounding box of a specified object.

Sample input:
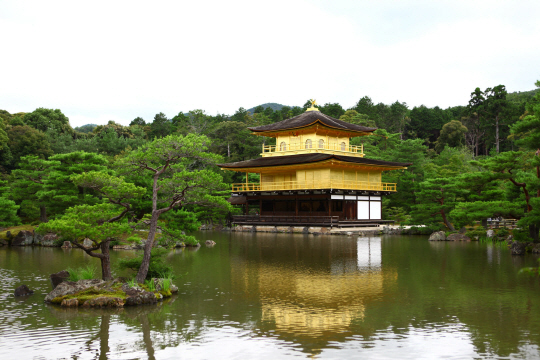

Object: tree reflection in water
[45,298,185,359]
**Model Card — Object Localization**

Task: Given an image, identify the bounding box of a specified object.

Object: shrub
[466,227,487,241]
[497,227,510,239]
[66,265,97,281]
[54,237,65,247]
[145,278,156,292]
[513,228,531,242]
[402,226,433,235]
[126,278,138,288]
[183,235,199,246]
[161,277,171,292]
[117,248,173,280]
[125,235,143,243]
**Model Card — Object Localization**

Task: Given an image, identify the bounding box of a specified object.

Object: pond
[1,232,540,359]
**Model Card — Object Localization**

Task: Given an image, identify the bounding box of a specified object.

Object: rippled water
[1,233,540,359]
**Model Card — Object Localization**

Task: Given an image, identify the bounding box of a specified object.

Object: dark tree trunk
[136,211,159,283]
[100,240,112,280]
[441,209,455,232]
[40,206,48,223]
[71,239,112,281]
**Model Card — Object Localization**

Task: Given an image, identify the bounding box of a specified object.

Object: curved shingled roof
[219,153,411,169]
[248,110,377,133]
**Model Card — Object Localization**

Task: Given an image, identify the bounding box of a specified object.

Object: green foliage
[497,227,510,238]
[74,124,97,133]
[149,112,171,139]
[66,265,97,281]
[0,180,21,227]
[24,108,73,134]
[450,201,523,229]
[402,226,437,235]
[434,120,468,152]
[512,228,531,243]
[36,203,133,245]
[0,197,21,227]
[126,235,143,243]
[130,117,146,126]
[118,248,173,280]
[39,151,109,216]
[385,206,411,225]
[411,177,461,230]
[7,125,53,167]
[126,278,138,288]
[145,278,157,292]
[161,277,171,291]
[465,227,488,241]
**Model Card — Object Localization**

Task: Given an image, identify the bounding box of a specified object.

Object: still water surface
[1,232,540,359]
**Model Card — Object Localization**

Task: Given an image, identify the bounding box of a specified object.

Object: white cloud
[1,0,539,127]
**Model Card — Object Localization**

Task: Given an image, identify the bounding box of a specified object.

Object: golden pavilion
[219,101,411,227]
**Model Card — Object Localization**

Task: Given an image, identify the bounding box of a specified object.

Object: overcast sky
[1,0,539,128]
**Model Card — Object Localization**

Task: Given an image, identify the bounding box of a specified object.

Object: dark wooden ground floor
[228,191,393,227]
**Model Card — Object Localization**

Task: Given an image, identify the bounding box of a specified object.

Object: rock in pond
[121,284,158,306]
[428,231,446,241]
[205,240,216,246]
[486,230,495,238]
[14,284,34,297]
[50,270,70,290]
[82,238,93,248]
[61,241,72,248]
[44,279,106,303]
[40,234,60,247]
[11,230,34,246]
[511,241,527,255]
[113,244,138,250]
[447,233,471,241]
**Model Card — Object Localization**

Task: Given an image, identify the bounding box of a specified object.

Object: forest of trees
[1,83,540,244]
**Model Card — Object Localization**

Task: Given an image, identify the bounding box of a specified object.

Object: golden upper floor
[248,109,375,158]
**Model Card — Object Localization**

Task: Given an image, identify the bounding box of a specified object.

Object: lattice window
[280,142,287,151]
[318,139,324,149]
[305,139,312,149]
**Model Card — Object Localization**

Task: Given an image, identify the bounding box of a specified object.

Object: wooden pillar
[329,196,332,216]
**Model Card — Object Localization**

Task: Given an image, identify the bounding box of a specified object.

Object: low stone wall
[2,230,61,247]
[211,225,405,237]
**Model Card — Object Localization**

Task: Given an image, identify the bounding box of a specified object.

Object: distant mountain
[246,103,287,114]
[75,124,97,133]
[507,88,540,104]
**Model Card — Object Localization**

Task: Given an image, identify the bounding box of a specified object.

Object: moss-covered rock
[45,278,176,307]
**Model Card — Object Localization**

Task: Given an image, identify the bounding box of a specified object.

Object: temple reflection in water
[230,236,396,339]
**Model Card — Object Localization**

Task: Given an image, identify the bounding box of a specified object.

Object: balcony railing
[232,180,396,192]
[262,143,364,157]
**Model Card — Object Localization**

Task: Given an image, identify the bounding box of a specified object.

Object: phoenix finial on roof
[306,99,319,112]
